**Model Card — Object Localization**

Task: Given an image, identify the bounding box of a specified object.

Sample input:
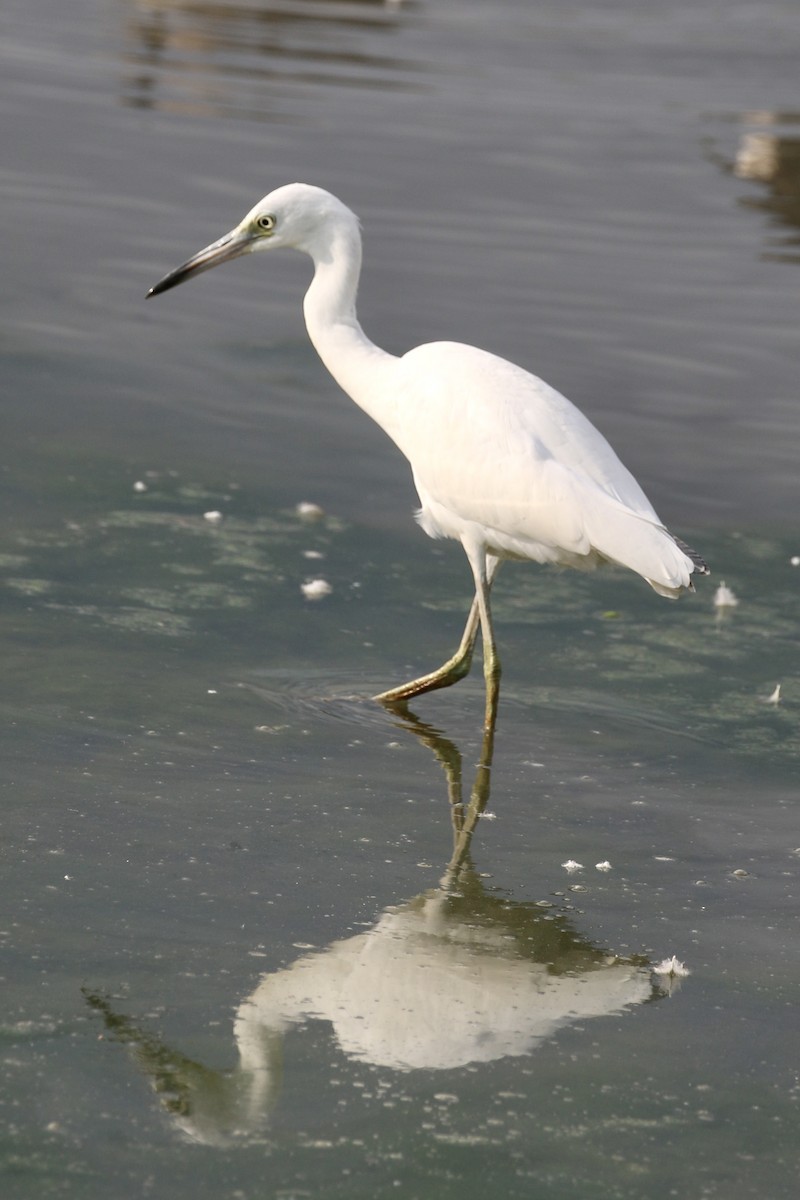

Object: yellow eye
[257,213,276,233]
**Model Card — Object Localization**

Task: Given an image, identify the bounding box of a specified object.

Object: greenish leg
[470,553,501,731]
[374,554,500,708]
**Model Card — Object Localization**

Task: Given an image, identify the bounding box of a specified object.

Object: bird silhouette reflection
[84,712,664,1145]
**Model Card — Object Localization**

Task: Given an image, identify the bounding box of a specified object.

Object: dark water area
[1,2,799,1197]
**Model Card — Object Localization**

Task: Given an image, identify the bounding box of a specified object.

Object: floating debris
[713,581,739,608]
[654,956,690,978]
[203,510,223,524]
[561,859,584,873]
[133,480,148,493]
[595,861,612,872]
[296,501,325,521]
[301,578,332,601]
[761,683,781,706]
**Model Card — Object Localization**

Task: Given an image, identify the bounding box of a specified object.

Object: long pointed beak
[147,228,256,297]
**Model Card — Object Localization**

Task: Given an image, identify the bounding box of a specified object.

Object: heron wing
[389,342,692,590]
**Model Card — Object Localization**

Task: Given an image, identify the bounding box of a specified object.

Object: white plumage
[149,183,708,724]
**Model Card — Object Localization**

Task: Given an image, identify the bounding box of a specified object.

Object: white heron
[148,184,708,726]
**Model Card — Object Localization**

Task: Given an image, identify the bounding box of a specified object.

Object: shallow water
[2,2,799,1198]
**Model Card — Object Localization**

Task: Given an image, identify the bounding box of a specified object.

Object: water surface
[1,2,798,1197]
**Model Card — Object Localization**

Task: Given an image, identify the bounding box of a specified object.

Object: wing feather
[386,341,694,591]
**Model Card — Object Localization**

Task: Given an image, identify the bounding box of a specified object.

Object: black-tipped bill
[147,228,256,297]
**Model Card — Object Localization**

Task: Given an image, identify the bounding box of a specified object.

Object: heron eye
[257,213,276,233]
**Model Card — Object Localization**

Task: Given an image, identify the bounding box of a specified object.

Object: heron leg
[465,546,501,731]
[374,555,501,707]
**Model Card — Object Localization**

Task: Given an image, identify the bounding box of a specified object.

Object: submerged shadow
[84,711,668,1144]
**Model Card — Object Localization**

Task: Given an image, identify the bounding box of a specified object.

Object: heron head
[147,184,358,297]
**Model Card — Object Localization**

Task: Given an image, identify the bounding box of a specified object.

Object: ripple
[232,667,712,747]
[234,668,489,732]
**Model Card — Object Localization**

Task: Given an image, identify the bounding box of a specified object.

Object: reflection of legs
[385,698,497,887]
[374,554,501,707]
[387,712,464,813]
[444,701,496,884]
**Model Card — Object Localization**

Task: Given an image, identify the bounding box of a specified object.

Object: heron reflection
[84,714,665,1144]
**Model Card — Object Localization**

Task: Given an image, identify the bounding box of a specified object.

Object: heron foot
[373,650,474,706]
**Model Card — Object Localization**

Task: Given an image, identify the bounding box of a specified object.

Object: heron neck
[302,224,397,424]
